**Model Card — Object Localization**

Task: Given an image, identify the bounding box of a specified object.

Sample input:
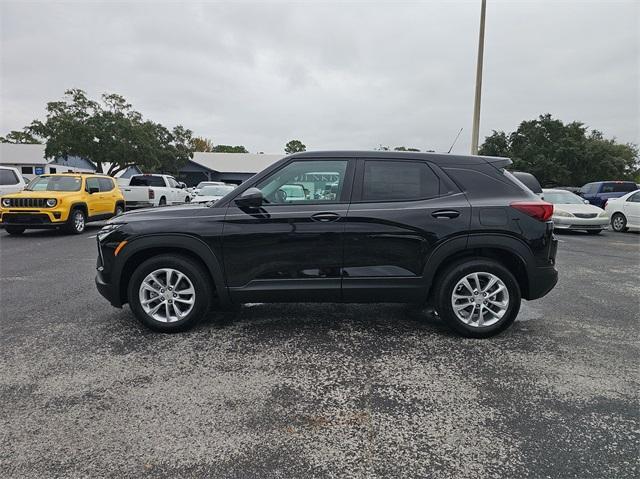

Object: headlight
[46,198,57,207]
[97,223,125,241]
[1,198,10,208]
[553,210,574,217]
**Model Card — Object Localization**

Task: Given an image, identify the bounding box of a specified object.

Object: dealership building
[0,143,282,185]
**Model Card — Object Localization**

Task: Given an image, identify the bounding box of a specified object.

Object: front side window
[26,175,82,192]
[98,178,115,192]
[362,160,439,201]
[0,169,19,185]
[256,160,348,204]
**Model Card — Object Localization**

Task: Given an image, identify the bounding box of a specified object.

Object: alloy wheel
[451,272,509,327]
[138,268,195,322]
[74,211,85,232]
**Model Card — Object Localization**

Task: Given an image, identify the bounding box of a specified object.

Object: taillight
[148,189,155,200]
[510,201,554,222]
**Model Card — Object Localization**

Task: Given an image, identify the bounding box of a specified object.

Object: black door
[342,158,470,302]
[222,158,354,302]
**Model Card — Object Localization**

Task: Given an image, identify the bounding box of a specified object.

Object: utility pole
[470,0,486,155]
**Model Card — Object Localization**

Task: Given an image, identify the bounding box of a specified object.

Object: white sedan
[191,184,236,204]
[605,189,640,232]
[543,188,609,234]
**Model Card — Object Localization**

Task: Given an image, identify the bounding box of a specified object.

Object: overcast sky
[1,0,638,154]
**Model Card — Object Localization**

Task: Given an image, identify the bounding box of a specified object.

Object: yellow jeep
[0,173,125,235]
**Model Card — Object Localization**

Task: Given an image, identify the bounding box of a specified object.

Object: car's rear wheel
[434,259,521,338]
[611,213,628,232]
[64,208,86,234]
[159,197,167,206]
[128,254,211,332]
[5,225,25,235]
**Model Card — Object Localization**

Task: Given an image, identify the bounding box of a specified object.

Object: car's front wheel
[64,208,86,234]
[5,225,25,235]
[128,254,212,332]
[434,259,521,338]
[611,213,628,232]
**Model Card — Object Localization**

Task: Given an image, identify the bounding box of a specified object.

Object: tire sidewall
[128,255,210,332]
[435,259,521,338]
[611,213,627,232]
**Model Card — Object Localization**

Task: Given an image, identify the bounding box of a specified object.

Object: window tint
[98,177,114,192]
[362,160,439,201]
[129,175,165,187]
[22,166,33,175]
[256,160,348,204]
[86,177,100,192]
[0,169,19,185]
[601,182,637,193]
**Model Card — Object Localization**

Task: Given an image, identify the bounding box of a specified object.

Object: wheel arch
[113,234,229,307]
[424,234,533,300]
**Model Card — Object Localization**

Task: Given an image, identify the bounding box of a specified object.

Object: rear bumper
[526,265,558,300]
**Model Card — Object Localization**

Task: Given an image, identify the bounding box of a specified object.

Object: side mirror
[89,187,99,194]
[235,187,263,208]
[178,182,187,189]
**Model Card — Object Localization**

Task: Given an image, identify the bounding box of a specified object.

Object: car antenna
[447,128,463,154]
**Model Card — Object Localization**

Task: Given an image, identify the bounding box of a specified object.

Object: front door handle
[432,209,460,219]
[311,212,341,222]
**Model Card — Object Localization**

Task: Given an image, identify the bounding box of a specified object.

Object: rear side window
[362,160,439,201]
[601,182,636,193]
[98,178,115,192]
[0,169,19,185]
[129,176,165,187]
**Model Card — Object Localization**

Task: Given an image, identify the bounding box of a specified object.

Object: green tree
[285,139,306,154]
[212,145,248,153]
[0,129,41,144]
[479,114,639,186]
[19,89,193,175]
[190,136,215,152]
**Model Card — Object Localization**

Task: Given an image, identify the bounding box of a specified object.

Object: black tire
[64,208,86,234]
[5,226,25,235]
[611,213,628,232]
[433,258,521,338]
[184,195,191,203]
[114,203,125,216]
[159,197,167,206]
[128,254,212,333]
[586,229,602,235]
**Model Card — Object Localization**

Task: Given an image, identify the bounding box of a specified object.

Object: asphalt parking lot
[1,225,638,478]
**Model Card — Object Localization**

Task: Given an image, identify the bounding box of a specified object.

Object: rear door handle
[311,212,341,222]
[432,209,460,219]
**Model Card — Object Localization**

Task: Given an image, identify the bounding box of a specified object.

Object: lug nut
[173,293,177,297]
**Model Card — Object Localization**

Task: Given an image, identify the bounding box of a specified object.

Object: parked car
[0,166,27,196]
[95,151,558,338]
[542,188,609,234]
[121,174,191,209]
[605,189,640,232]
[511,171,543,197]
[1,173,125,235]
[192,181,226,196]
[191,184,236,204]
[578,181,637,208]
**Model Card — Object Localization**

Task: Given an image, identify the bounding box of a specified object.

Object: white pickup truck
[121,174,191,209]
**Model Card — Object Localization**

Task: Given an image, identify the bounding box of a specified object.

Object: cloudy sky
[1,0,638,154]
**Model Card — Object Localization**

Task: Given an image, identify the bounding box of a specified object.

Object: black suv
[95,151,558,338]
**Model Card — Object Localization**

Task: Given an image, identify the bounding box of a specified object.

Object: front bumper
[0,211,67,228]
[95,269,122,307]
[553,216,609,230]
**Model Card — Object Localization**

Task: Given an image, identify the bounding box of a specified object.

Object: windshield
[26,175,82,192]
[544,191,585,205]
[198,185,234,196]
